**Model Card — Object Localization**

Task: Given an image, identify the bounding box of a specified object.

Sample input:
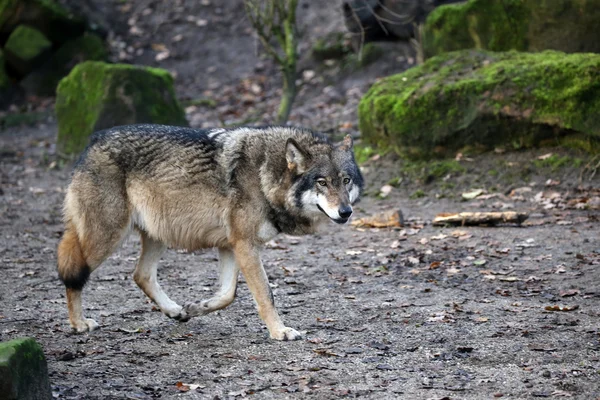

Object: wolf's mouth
[317,205,349,224]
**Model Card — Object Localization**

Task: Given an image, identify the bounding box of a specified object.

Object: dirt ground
[2,0,600,399]
[2,125,600,400]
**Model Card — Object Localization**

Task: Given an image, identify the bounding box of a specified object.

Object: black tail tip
[59,264,91,291]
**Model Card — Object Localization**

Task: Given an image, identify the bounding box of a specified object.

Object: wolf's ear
[340,134,353,151]
[286,138,309,173]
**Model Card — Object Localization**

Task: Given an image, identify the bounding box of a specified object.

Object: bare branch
[243,0,299,123]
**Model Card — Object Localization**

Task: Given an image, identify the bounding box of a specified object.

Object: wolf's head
[286,135,364,224]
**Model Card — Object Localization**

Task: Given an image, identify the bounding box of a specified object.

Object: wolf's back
[75,124,223,178]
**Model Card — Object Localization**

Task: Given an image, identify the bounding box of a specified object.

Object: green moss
[428,160,466,179]
[5,24,52,62]
[341,43,384,71]
[56,61,187,155]
[358,43,384,67]
[387,177,402,187]
[353,143,377,164]
[558,135,600,154]
[410,189,426,199]
[532,154,575,171]
[423,0,529,58]
[0,337,51,399]
[312,32,351,61]
[402,159,465,183]
[359,50,600,159]
[423,0,600,58]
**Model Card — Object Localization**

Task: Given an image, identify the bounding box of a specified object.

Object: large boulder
[4,24,52,77]
[21,33,106,96]
[0,0,86,45]
[358,50,600,159]
[56,61,188,155]
[0,337,52,400]
[423,0,600,59]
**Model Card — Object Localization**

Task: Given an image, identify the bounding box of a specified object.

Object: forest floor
[1,0,600,399]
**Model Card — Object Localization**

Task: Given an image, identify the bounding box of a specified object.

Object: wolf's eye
[343,177,351,185]
[317,179,327,187]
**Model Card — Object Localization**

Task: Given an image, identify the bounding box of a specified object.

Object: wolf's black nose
[338,206,352,219]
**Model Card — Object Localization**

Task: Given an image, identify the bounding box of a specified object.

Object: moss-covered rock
[423,0,600,59]
[4,24,52,76]
[21,33,107,96]
[0,337,52,400]
[56,61,188,155]
[358,50,600,159]
[0,0,85,45]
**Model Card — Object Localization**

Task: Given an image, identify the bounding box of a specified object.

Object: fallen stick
[432,211,528,226]
[351,209,404,228]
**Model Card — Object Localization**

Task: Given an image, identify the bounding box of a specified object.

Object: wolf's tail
[57,222,91,290]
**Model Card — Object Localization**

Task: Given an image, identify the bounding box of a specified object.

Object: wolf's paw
[71,318,99,333]
[271,327,303,341]
[165,305,189,322]
[182,301,214,318]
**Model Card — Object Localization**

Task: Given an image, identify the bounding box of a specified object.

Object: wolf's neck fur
[261,168,318,236]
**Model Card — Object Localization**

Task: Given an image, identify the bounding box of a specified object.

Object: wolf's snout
[338,206,352,219]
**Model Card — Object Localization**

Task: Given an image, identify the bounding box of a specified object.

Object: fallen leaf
[550,390,573,397]
[313,348,343,357]
[119,327,142,334]
[379,185,393,198]
[544,305,579,312]
[175,382,190,392]
[316,317,337,323]
[155,50,170,61]
[559,289,579,297]
[499,276,520,282]
[151,43,168,52]
[429,261,441,269]
[345,250,362,256]
[528,343,557,352]
[430,234,448,240]
[462,189,484,200]
[408,256,420,265]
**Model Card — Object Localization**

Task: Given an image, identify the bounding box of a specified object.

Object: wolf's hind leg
[58,220,127,333]
[134,231,186,320]
[183,248,239,318]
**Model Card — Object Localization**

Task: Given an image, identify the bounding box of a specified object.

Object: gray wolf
[57,124,364,340]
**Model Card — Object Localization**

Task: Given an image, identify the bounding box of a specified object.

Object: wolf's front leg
[232,241,302,341]
[183,248,239,317]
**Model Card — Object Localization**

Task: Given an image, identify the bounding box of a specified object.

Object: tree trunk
[277,67,296,124]
[276,6,298,125]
